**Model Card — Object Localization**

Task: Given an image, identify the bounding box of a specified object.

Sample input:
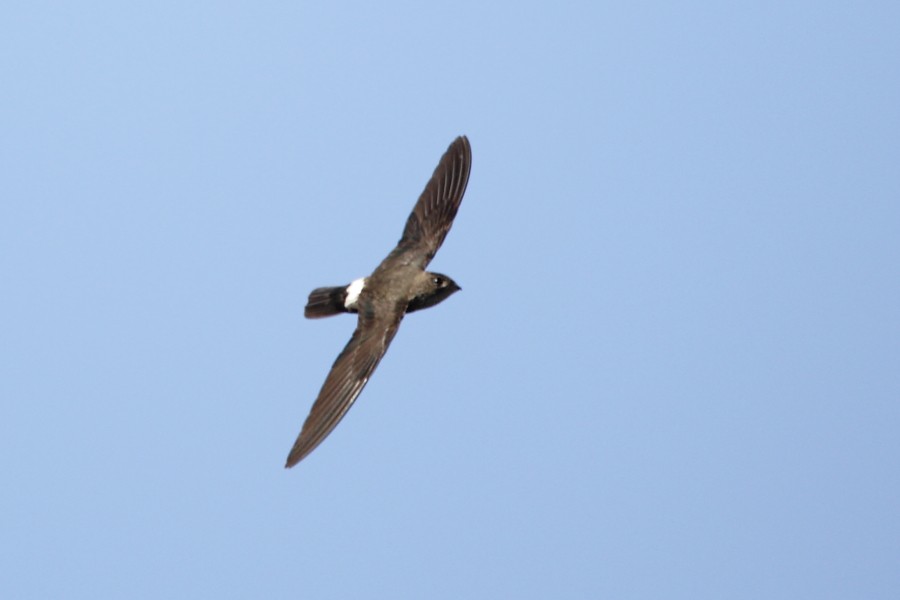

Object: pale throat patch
[344,277,366,309]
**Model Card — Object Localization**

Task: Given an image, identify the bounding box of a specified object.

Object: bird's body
[285,136,472,468]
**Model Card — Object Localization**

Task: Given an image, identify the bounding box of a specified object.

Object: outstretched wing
[391,136,472,269]
[285,303,404,467]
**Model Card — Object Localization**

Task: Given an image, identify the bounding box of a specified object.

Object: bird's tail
[304,285,349,319]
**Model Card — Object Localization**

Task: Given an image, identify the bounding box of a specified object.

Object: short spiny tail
[304,285,349,319]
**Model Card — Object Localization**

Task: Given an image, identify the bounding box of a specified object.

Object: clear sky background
[2,1,899,598]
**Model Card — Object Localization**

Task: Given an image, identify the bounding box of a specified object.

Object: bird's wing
[285,302,405,467]
[390,136,472,269]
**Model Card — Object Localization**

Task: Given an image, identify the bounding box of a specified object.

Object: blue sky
[2,1,899,598]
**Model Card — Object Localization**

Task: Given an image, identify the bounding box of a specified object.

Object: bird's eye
[432,276,443,286]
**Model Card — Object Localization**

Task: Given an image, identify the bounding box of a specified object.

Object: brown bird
[286,136,472,468]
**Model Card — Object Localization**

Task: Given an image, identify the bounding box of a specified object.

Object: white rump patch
[344,277,366,310]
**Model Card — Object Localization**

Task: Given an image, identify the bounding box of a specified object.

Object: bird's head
[407,272,461,313]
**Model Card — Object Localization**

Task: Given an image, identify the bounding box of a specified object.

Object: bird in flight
[285,136,472,468]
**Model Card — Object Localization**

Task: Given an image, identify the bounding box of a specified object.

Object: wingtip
[285,442,305,468]
[456,136,472,167]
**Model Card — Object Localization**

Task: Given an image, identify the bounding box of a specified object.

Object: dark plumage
[285,136,472,468]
